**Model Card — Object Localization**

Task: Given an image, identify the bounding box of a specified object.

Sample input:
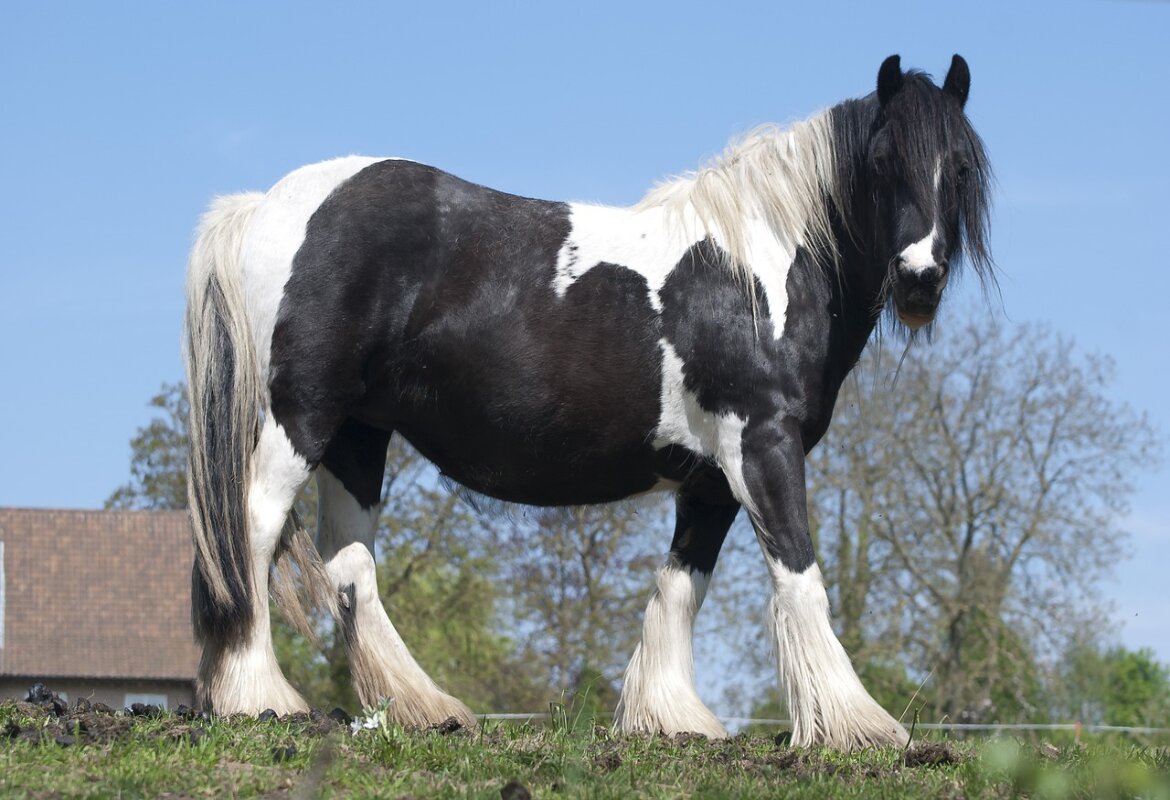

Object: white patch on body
[240,156,386,380]
[653,340,757,516]
[764,557,908,750]
[616,562,725,738]
[316,469,475,728]
[744,217,796,337]
[554,205,796,338]
[553,204,699,312]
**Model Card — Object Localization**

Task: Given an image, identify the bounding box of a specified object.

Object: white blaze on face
[896,157,943,274]
[897,223,938,273]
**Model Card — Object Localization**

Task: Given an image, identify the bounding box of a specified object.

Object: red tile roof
[0,508,199,681]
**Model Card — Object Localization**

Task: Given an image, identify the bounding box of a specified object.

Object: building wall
[0,677,195,710]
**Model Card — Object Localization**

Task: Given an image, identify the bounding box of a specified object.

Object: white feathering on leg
[317,469,474,728]
[616,561,726,738]
[201,419,311,715]
[767,561,908,750]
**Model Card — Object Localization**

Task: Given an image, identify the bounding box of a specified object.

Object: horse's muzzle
[892,261,948,329]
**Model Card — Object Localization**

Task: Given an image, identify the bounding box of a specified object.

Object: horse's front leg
[615,469,740,739]
[741,417,908,750]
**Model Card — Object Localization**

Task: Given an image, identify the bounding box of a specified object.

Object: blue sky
[2,1,1167,675]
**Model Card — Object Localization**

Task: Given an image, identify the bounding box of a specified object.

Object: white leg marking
[616,561,726,738]
[317,469,474,728]
[766,558,907,749]
[207,418,312,715]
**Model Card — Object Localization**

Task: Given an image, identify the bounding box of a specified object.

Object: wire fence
[476,713,1170,737]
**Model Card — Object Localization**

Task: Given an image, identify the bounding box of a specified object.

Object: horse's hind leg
[615,473,739,739]
[317,420,475,728]
[199,417,313,714]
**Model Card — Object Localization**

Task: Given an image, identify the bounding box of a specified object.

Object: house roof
[0,507,199,681]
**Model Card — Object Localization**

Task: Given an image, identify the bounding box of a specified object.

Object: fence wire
[476,713,1170,736]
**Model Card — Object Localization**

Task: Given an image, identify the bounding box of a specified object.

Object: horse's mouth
[896,308,935,330]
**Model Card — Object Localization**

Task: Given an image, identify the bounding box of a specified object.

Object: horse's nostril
[920,265,944,284]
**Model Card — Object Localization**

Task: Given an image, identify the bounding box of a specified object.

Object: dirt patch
[587,740,624,773]
[2,684,350,747]
[426,716,467,736]
[903,741,968,768]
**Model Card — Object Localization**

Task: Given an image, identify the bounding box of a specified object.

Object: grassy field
[2,697,1168,799]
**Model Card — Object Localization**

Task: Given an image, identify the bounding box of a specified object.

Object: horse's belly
[374,263,670,504]
[394,415,663,507]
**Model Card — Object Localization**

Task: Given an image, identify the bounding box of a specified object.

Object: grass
[1,698,1168,799]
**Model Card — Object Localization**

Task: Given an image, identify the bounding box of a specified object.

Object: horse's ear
[943,54,971,108]
[877,54,903,106]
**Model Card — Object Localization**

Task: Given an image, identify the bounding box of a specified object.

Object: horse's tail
[184,192,267,646]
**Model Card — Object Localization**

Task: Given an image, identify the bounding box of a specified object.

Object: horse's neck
[795,209,886,372]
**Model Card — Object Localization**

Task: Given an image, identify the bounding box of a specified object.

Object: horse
[184,54,991,750]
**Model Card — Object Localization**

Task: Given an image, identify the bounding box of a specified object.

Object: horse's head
[864,54,992,329]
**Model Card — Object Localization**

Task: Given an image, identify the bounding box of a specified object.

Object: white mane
[637,112,841,289]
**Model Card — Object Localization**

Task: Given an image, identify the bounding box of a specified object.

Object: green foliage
[500,503,666,694]
[854,659,924,720]
[268,608,360,712]
[1054,644,1170,729]
[105,382,189,510]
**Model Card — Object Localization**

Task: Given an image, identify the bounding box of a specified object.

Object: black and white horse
[185,54,990,749]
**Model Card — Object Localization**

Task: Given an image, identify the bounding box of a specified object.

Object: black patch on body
[270,161,674,508]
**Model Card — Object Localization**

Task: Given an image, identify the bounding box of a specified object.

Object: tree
[1052,643,1170,729]
[803,313,1160,721]
[106,383,190,510]
[500,503,668,696]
